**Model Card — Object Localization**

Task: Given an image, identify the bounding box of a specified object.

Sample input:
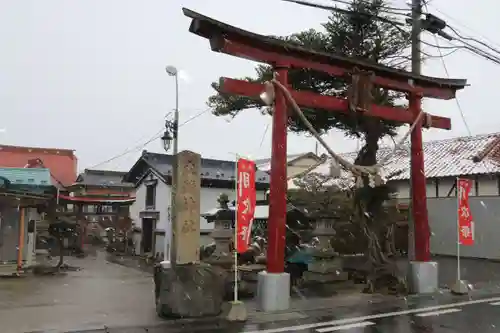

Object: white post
[234,156,239,303]
[456,177,461,282]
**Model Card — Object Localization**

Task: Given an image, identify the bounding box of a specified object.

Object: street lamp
[162,65,180,267]
[165,65,178,77]
[161,120,174,152]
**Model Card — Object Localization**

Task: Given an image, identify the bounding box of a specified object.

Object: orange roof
[0,145,78,187]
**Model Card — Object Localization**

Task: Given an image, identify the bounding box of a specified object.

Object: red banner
[235,158,256,253]
[457,178,474,246]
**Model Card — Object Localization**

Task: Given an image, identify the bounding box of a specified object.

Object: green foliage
[207,0,411,139]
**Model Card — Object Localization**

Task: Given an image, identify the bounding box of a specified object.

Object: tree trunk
[354,125,406,294]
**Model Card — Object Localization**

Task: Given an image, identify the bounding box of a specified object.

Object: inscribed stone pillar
[171,150,201,264]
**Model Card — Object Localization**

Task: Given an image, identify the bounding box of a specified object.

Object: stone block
[407,261,438,294]
[312,248,339,257]
[451,279,469,295]
[307,258,343,273]
[302,271,349,283]
[226,301,247,322]
[257,271,290,311]
[156,263,225,318]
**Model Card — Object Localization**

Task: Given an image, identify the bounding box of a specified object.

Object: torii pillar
[182,7,467,308]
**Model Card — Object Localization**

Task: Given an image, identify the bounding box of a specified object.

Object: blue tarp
[287,247,314,264]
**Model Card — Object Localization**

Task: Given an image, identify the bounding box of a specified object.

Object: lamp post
[161,65,179,266]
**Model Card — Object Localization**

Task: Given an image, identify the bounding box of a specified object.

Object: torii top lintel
[183,8,467,100]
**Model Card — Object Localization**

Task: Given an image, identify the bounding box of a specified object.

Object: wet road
[94,293,500,333]
[0,250,163,333]
[3,250,500,333]
[237,295,500,333]
[40,293,500,333]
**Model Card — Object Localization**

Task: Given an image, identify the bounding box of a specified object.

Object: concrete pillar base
[256,271,290,312]
[408,261,438,294]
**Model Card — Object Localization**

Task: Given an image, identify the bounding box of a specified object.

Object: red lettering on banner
[457,178,474,246]
[236,158,256,253]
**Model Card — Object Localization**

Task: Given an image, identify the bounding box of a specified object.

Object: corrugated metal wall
[428,197,500,259]
[0,206,27,262]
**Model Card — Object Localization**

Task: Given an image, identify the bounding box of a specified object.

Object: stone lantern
[302,217,349,290]
[201,193,235,269]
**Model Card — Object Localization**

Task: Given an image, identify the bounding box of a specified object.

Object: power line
[447,25,500,57]
[88,128,165,170]
[88,108,211,169]
[427,4,500,50]
[329,0,410,14]
[258,123,270,149]
[421,1,471,137]
[432,36,472,136]
[280,0,408,27]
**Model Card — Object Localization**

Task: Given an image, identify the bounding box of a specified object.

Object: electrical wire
[420,47,460,58]
[447,25,500,57]
[431,36,472,136]
[88,108,211,169]
[423,29,500,66]
[280,0,408,28]
[427,4,500,51]
[422,1,471,137]
[329,0,410,14]
[258,123,270,149]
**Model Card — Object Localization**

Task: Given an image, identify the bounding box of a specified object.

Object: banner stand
[234,155,240,304]
[226,155,249,322]
[451,177,471,295]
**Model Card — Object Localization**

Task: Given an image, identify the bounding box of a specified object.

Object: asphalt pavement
[54,292,500,333]
[6,249,500,333]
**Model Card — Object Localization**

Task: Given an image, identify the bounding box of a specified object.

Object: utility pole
[408,0,422,262]
[411,0,422,76]
[164,65,180,266]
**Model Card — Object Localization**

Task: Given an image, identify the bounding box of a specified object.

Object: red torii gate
[183,9,467,275]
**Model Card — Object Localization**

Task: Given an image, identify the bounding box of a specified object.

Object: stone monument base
[407,261,438,294]
[156,263,225,318]
[256,271,290,312]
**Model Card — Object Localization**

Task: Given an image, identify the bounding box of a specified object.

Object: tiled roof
[74,169,134,187]
[0,167,52,186]
[142,151,270,184]
[0,145,77,187]
[294,133,500,188]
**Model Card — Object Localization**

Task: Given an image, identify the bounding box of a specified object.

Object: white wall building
[295,133,500,199]
[124,151,269,257]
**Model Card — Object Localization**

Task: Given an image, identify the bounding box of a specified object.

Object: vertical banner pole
[234,156,239,303]
[456,177,461,282]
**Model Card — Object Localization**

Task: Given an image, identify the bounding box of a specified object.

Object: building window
[101,205,114,213]
[146,185,156,209]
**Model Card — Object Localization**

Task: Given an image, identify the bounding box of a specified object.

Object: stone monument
[155,151,225,318]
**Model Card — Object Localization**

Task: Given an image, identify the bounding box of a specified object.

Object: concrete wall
[0,206,32,262]
[392,175,499,200]
[428,196,500,259]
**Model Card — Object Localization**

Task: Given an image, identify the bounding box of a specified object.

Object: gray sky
[1,0,499,172]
